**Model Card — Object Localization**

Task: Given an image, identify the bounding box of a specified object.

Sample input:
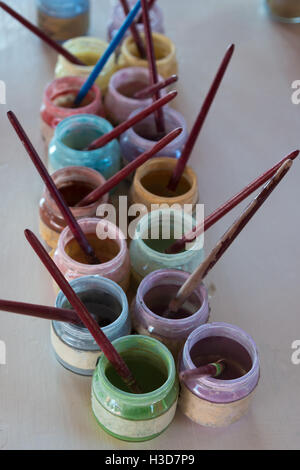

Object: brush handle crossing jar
[91,335,178,441]
[131,269,209,357]
[36,0,90,41]
[39,166,108,250]
[52,275,130,375]
[53,218,130,292]
[130,157,198,213]
[55,37,117,94]
[40,76,104,149]
[118,33,178,79]
[129,209,204,286]
[107,0,165,42]
[120,107,188,166]
[48,114,121,179]
[178,322,260,427]
[104,67,165,126]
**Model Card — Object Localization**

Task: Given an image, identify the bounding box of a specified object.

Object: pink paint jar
[104,67,165,126]
[178,322,260,427]
[53,218,130,292]
[40,76,104,148]
[131,269,210,357]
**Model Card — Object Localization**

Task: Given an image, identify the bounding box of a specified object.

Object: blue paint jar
[36,0,90,42]
[48,114,121,180]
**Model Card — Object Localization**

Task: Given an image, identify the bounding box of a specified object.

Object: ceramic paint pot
[40,76,104,148]
[104,67,166,126]
[178,322,260,427]
[107,0,164,42]
[51,275,130,375]
[48,114,121,180]
[118,33,177,79]
[120,107,188,167]
[91,335,178,441]
[39,166,108,250]
[53,217,130,292]
[130,157,198,213]
[131,269,209,357]
[129,208,204,286]
[55,37,117,94]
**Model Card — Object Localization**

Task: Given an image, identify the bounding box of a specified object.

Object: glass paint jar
[129,209,204,286]
[39,166,108,250]
[178,322,260,427]
[48,114,121,180]
[55,37,117,94]
[107,0,164,42]
[120,107,188,166]
[91,335,178,441]
[118,33,177,79]
[36,0,90,41]
[40,76,104,150]
[104,67,165,126]
[51,275,130,375]
[131,269,209,357]
[264,0,300,23]
[53,218,130,292]
[130,157,198,213]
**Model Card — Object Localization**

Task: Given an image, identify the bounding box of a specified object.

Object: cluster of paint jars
[35,2,260,442]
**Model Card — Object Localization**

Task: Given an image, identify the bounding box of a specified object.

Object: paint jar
[178,322,260,427]
[104,67,165,126]
[118,33,177,79]
[55,37,117,94]
[53,218,130,292]
[48,114,121,180]
[131,269,209,357]
[91,334,178,441]
[130,157,198,213]
[39,166,108,250]
[107,0,164,43]
[40,76,104,149]
[36,0,90,41]
[120,107,188,166]
[51,275,130,375]
[264,0,300,23]
[129,209,204,286]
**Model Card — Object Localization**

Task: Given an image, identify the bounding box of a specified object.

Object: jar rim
[108,67,154,106]
[96,335,176,402]
[122,32,176,67]
[58,36,116,71]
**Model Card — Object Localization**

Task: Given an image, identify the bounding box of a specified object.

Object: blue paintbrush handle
[74,0,142,106]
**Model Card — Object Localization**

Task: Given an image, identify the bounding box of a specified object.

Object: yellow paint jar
[55,37,117,95]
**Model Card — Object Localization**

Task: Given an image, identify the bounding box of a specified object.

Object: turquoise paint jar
[130,209,204,286]
[91,335,178,441]
[48,114,121,180]
[51,275,130,376]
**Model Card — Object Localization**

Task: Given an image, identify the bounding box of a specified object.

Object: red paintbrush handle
[0,2,84,65]
[0,299,80,324]
[134,74,178,99]
[119,0,146,58]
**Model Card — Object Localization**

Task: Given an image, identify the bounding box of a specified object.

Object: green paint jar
[91,335,178,442]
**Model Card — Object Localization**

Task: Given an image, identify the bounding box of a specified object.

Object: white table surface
[0,0,300,450]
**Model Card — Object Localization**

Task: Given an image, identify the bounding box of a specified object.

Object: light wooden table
[0,0,300,450]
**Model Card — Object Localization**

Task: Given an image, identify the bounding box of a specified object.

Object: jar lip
[124,106,187,150]
[59,37,115,71]
[136,268,208,326]
[133,157,197,205]
[53,114,117,156]
[54,275,129,344]
[122,32,176,67]
[57,217,128,271]
[132,209,202,261]
[183,322,260,387]
[97,335,176,401]
[108,67,154,106]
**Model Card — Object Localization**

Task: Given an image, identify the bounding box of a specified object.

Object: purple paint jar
[178,322,260,427]
[104,67,165,126]
[130,269,210,357]
[120,106,188,166]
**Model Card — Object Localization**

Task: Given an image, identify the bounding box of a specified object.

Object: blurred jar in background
[265,0,300,23]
